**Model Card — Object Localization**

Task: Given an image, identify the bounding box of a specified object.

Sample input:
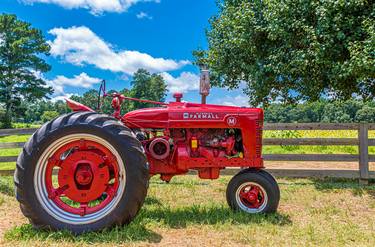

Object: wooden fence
[0,123,374,183]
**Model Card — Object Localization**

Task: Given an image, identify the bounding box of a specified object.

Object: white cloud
[160,72,199,93]
[47,72,101,96]
[48,26,189,74]
[136,11,152,19]
[50,93,78,102]
[52,72,101,88]
[22,0,160,15]
[222,95,250,107]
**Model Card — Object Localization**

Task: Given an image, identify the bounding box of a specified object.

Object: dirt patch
[0,194,26,238]
[148,229,247,247]
[265,161,375,170]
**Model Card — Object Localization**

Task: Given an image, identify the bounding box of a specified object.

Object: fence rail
[0,123,374,183]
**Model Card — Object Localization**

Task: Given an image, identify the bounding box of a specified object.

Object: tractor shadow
[5,196,291,245]
[144,196,163,206]
[139,203,292,229]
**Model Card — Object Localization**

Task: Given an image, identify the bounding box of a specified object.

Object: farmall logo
[183,112,220,119]
[227,116,237,126]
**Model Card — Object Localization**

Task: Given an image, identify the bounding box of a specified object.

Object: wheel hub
[57,151,110,203]
[238,184,265,209]
[247,192,258,203]
[75,164,93,186]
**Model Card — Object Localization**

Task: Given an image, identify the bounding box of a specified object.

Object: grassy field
[1,130,375,170]
[0,129,374,246]
[0,175,374,246]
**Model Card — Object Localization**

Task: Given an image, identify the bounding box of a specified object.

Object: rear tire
[226,169,280,213]
[14,112,149,233]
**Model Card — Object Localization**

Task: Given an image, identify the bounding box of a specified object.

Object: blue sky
[1,0,249,106]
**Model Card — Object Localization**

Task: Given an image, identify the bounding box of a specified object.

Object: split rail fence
[0,123,374,183]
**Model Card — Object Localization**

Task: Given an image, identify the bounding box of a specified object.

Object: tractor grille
[255,120,263,157]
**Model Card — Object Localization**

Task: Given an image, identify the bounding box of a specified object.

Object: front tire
[226,169,280,214]
[14,112,149,233]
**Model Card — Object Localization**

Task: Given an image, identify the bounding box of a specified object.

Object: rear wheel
[14,112,149,233]
[226,169,280,213]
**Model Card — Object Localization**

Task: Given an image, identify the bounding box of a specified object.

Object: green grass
[1,175,375,246]
[11,123,40,129]
[0,134,31,143]
[0,135,30,170]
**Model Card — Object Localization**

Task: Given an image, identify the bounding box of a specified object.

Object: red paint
[66,92,264,181]
[173,93,183,102]
[65,98,94,112]
[149,137,170,160]
[123,100,263,180]
[45,139,120,216]
[75,165,93,186]
[239,184,265,209]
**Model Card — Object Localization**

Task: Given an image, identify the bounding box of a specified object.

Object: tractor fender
[65,98,95,112]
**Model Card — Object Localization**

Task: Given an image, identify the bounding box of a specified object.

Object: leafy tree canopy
[196,0,375,106]
[130,69,168,109]
[0,14,52,128]
[41,110,59,122]
[17,99,69,124]
[264,99,375,123]
[70,69,168,116]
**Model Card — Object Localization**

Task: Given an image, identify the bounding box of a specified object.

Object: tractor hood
[123,102,263,129]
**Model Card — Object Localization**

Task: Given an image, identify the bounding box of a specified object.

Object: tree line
[264,100,375,123]
[3,69,167,125]
[10,97,375,125]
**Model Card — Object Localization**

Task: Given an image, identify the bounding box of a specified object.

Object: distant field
[0,175,374,246]
[1,130,375,170]
[263,130,375,155]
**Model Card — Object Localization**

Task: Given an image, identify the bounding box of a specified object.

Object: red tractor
[15,69,280,233]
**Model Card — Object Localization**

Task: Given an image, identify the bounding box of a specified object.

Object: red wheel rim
[236,182,268,212]
[44,138,121,216]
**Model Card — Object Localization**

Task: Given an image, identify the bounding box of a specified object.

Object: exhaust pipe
[199,64,210,104]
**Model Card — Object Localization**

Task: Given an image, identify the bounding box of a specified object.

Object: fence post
[359,123,369,185]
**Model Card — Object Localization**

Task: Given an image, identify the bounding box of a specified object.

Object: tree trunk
[2,103,12,128]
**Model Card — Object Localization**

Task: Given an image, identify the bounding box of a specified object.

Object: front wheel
[226,169,280,214]
[14,112,149,233]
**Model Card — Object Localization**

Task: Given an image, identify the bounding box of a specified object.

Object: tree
[71,89,99,110]
[70,69,167,115]
[355,106,375,123]
[0,108,5,125]
[21,99,70,123]
[196,0,375,106]
[41,110,59,123]
[321,103,352,123]
[130,69,167,109]
[263,99,374,123]
[0,14,52,128]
